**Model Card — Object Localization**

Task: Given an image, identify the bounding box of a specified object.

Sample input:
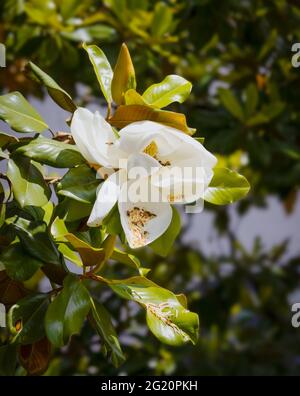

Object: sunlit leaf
[204,167,250,205]
[0,92,48,133]
[83,43,113,104]
[7,156,51,208]
[142,75,192,108]
[15,136,85,168]
[110,277,199,346]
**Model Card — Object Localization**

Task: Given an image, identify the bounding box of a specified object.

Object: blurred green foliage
[1,0,300,376]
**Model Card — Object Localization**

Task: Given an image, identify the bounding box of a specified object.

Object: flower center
[144,141,171,167]
[126,207,156,248]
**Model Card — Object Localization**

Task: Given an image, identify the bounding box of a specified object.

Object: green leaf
[244,83,259,118]
[15,137,85,168]
[0,344,17,376]
[219,89,245,122]
[204,168,250,205]
[142,75,192,109]
[45,274,91,347]
[26,62,77,113]
[8,293,50,344]
[89,299,125,368]
[64,233,105,267]
[83,43,113,104]
[150,207,181,257]
[10,217,62,267]
[0,92,48,133]
[102,204,123,236]
[0,242,43,281]
[151,2,173,38]
[111,249,141,270]
[55,198,93,222]
[7,156,51,208]
[0,132,18,149]
[110,277,199,346]
[57,165,100,204]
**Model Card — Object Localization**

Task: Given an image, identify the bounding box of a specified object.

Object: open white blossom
[71,108,217,248]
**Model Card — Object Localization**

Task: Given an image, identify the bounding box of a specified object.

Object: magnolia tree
[0,44,249,375]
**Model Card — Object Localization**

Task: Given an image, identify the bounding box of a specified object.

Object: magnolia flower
[71,108,217,248]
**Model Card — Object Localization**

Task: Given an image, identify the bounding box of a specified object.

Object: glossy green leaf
[57,165,100,204]
[7,156,51,208]
[110,277,199,346]
[0,242,43,281]
[83,43,113,104]
[219,89,245,122]
[26,62,77,113]
[8,293,49,344]
[15,137,85,168]
[102,204,123,236]
[10,217,62,267]
[204,168,250,205]
[142,75,192,108]
[0,92,48,133]
[89,298,125,368]
[150,207,181,257]
[45,274,91,347]
[55,198,93,222]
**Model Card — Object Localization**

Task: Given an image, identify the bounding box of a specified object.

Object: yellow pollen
[127,207,156,248]
[144,141,158,158]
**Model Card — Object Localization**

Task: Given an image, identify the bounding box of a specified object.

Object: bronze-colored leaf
[18,337,51,376]
[65,233,105,267]
[109,104,193,134]
[0,271,27,309]
[111,43,136,105]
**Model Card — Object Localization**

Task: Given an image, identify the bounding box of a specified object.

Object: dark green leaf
[26,62,77,113]
[45,274,91,347]
[0,242,43,281]
[0,344,17,376]
[89,299,125,367]
[150,207,181,257]
[8,293,50,344]
[57,165,100,204]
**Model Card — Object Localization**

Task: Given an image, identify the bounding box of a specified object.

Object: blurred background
[1,0,300,375]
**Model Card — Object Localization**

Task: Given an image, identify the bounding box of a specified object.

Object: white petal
[127,153,161,179]
[71,108,118,167]
[87,169,127,227]
[118,179,172,248]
